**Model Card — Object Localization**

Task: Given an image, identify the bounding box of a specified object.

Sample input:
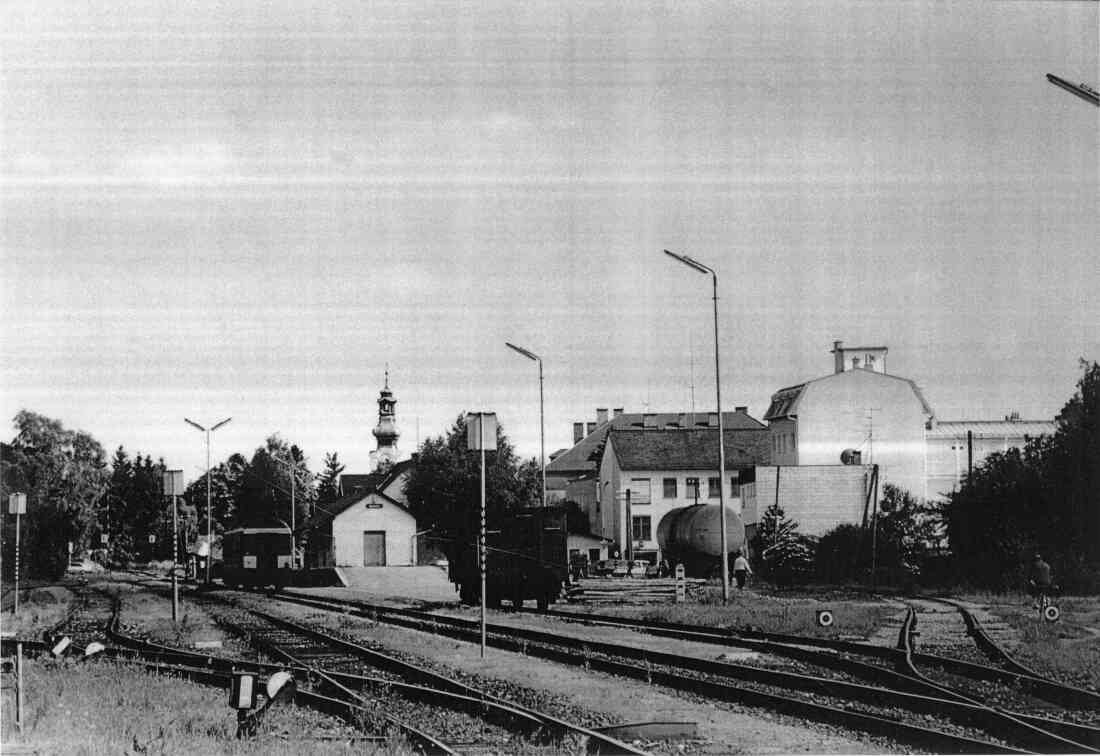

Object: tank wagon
[220,525,295,589]
[445,506,568,610]
[657,504,746,578]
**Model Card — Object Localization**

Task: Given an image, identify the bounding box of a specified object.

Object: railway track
[262,589,1100,753]
[107,580,649,755]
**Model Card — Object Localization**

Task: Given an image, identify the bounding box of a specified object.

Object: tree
[233,435,315,530]
[183,452,247,545]
[316,451,346,507]
[403,414,540,544]
[944,361,1100,591]
[1,411,109,579]
[750,502,814,586]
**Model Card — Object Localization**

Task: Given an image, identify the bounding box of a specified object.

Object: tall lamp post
[664,249,731,602]
[271,451,298,567]
[185,416,232,584]
[505,342,545,510]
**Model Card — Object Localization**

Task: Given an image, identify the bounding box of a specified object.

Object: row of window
[629,476,739,501]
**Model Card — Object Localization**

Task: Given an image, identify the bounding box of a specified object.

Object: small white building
[305,460,417,568]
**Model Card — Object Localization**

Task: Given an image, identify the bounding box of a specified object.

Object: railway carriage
[220,525,295,589]
[445,505,568,610]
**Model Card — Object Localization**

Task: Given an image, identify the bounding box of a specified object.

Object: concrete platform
[321,565,459,604]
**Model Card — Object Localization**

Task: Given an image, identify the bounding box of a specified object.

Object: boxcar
[445,506,568,610]
[220,526,294,589]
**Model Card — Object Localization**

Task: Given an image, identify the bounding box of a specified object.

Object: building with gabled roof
[591,421,772,562]
[304,458,417,569]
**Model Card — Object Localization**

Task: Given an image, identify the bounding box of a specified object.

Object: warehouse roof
[926,419,1055,439]
[764,370,934,421]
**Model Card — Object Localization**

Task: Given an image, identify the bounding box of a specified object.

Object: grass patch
[3,587,73,637]
[1,657,415,754]
[568,585,896,639]
[970,592,1100,692]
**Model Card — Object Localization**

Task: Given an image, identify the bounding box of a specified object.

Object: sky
[2,0,1097,480]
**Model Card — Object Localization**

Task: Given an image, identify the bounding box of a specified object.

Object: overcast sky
[2,0,1096,479]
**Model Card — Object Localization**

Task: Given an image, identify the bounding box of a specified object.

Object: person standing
[732,551,752,590]
[1029,553,1053,608]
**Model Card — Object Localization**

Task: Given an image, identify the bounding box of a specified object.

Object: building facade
[593,421,771,561]
[306,460,417,568]
[764,341,934,501]
[924,417,1056,500]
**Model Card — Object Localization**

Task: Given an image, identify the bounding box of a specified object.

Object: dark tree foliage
[316,451,346,507]
[1,411,109,579]
[817,484,939,585]
[182,452,247,550]
[403,414,540,546]
[943,361,1100,591]
[233,435,315,531]
[750,502,815,586]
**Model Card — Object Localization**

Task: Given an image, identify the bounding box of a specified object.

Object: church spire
[370,369,400,471]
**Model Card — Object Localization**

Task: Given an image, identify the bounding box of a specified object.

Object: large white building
[764,341,934,501]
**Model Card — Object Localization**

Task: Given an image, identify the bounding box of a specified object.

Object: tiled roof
[927,420,1055,439]
[339,473,383,496]
[546,410,765,476]
[607,427,772,471]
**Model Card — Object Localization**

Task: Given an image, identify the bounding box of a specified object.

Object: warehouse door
[363,531,386,566]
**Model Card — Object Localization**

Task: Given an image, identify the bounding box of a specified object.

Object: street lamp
[664,249,731,602]
[184,416,232,584]
[270,451,298,568]
[505,342,545,510]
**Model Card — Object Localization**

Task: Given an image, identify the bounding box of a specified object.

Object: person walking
[732,551,752,590]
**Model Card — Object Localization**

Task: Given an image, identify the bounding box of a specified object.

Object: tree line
[0,413,351,580]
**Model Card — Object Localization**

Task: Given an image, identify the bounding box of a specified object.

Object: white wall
[332,493,417,566]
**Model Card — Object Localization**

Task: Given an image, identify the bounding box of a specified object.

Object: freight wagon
[445,506,568,610]
[220,525,295,589]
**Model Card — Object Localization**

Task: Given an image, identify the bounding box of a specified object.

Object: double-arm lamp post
[505,342,546,510]
[184,416,232,584]
[664,249,731,602]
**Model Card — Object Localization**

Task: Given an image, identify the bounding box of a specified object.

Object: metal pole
[205,429,212,585]
[664,251,729,601]
[625,489,633,562]
[172,493,179,623]
[14,511,20,614]
[16,641,24,734]
[479,413,487,659]
[538,358,545,510]
[710,270,730,602]
[290,462,296,567]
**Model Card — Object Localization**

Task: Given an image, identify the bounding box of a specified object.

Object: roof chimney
[613,407,624,418]
[586,422,597,436]
[573,422,584,444]
[596,408,609,425]
[832,340,844,374]
[735,405,747,414]
[643,413,657,429]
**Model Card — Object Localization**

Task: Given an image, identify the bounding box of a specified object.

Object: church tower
[369,370,400,471]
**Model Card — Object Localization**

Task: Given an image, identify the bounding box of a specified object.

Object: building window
[663,478,677,498]
[629,478,651,505]
[685,477,700,501]
[708,477,721,498]
[632,515,652,542]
